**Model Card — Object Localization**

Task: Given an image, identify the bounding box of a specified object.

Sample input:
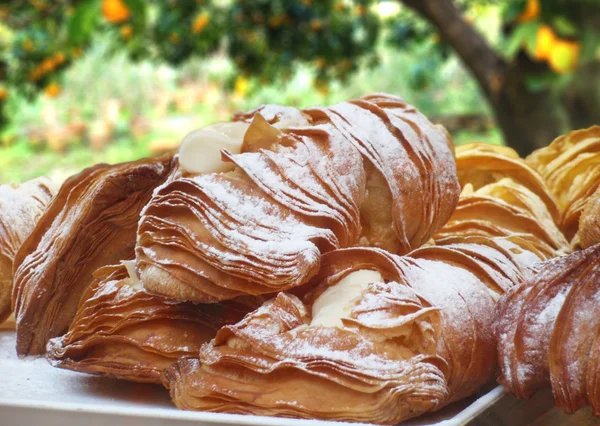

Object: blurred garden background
[0,0,598,184]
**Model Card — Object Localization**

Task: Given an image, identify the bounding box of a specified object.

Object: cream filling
[178,121,250,174]
[121,260,143,290]
[310,270,383,328]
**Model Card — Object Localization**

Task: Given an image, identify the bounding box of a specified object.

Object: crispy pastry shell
[137,94,459,303]
[0,177,56,323]
[12,154,174,356]
[163,239,532,423]
[47,264,258,383]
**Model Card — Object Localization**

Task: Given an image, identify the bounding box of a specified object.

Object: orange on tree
[53,52,66,65]
[102,0,130,24]
[234,76,249,97]
[549,39,580,74]
[192,13,209,34]
[0,87,7,101]
[517,0,540,23]
[44,82,61,98]
[535,25,555,60]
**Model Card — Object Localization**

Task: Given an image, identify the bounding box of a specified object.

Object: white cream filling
[121,260,143,290]
[310,270,383,328]
[177,121,250,174]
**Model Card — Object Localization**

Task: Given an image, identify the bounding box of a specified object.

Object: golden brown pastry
[435,142,569,261]
[455,144,560,223]
[549,247,600,414]
[0,177,56,324]
[577,185,600,249]
[47,263,259,383]
[137,94,460,303]
[434,178,569,260]
[527,126,600,242]
[163,239,535,423]
[12,154,174,356]
[495,243,600,414]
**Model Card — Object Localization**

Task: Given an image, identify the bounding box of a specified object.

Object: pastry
[136,94,460,303]
[12,154,175,356]
[526,126,600,243]
[434,143,569,260]
[576,185,600,249]
[494,243,600,414]
[47,262,259,383]
[455,143,560,223]
[0,177,56,324]
[163,238,535,423]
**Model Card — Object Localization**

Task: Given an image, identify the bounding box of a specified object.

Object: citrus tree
[1,0,599,154]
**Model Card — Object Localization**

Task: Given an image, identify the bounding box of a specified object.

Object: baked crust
[0,177,56,323]
[47,263,259,383]
[527,126,600,243]
[137,94,460,303]
[12,154,175,356]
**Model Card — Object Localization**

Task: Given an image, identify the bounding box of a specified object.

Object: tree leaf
[505,21,540,59]
[67,0,101,46]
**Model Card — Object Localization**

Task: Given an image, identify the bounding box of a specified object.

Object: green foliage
[0,33,494,183]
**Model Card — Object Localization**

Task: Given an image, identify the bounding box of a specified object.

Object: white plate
[0,331,504,426]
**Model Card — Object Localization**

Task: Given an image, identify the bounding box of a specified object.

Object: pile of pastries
[0,93,598,424]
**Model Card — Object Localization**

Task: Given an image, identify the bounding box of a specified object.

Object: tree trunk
[492,53,568,156]
[562,62,600,131]
[400,0,567,155]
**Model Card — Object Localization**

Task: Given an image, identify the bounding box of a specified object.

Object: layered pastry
[526,126,600,245]
[434,144,570,261]
[163,238,540,423]
[9,93,598,424]
[495,127,600,415]
[0,177,56,324]
[47,263,260,383]
[136,94,460,303]
[578,186,600,249]
[495,243,600,414]
[162,135,558,423]
[12,154,175,356]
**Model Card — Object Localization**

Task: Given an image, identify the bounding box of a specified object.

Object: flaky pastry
[527,126,600,242]
[47,263,259,383]
[455,143,560,222]
[12,154,175,356]
[137,94,459,303]
[495,243,600,414]
[435,178,569,260]
[577,185,600,249]
[0,177,56,323]
[163,238,537,423]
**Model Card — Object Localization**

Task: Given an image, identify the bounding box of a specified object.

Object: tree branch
[400,0,506,102]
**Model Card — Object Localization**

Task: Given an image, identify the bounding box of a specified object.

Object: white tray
[0,331,504,426]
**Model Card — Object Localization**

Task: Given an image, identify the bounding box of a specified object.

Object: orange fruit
[44,82,62,98]
[0,87,7,101]
[102,0,130,23]
[549,40,580,74]
[517,0,540,23]
[535,25,555,60]
[192,13,209,34]
[234,76,249,97]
